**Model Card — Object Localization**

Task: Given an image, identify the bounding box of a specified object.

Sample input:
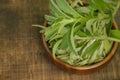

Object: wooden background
[0,0,120,80]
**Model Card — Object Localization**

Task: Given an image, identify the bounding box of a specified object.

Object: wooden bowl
[42,20,119,74]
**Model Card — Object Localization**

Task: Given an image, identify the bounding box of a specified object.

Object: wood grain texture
[0,0,120,80]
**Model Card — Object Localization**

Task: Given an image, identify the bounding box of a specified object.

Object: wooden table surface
[0,0,120,80]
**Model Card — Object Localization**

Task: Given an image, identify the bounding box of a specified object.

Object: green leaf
[88,41,104,64]
[60,32,69,49]
[59,26,69,34]
[58,19,74,33]
[56,0,81,17]
[76,7,90,14]
[45,23,59,41]
[74,22,84,34]
[77,58,89,66]
[110,30,120,39]
[109,30,120,42]
[70,53,78,62]
[56,49,67,55]
[50,0,70,18]
[76,31,88,37]
[49,34,63,42]
[92,20,98,34]
[89,0,108,10]
[76,40,88,54]
[45,15,56,22]
[81,40,101,59]
[59,28,69,49]
[57,53,69,61]
[67,24,77,54]
[86,18,97,34]
[52,39,62,57]
[103,40,113,53]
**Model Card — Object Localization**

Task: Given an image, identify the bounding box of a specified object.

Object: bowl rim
[42,19,119,73]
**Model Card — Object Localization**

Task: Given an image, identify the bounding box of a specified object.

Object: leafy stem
[37,0,120,66]
[75,35,120,42]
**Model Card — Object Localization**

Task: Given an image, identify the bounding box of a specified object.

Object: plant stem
[32,24,46,29]
[108,37,120,42]
[75,35,120,42]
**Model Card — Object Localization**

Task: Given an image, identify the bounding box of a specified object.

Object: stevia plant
[34,0,120,66]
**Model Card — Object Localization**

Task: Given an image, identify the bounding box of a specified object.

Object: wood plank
[0,0,120,80]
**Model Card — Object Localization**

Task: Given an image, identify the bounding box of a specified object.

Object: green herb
[35,0,120,66]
